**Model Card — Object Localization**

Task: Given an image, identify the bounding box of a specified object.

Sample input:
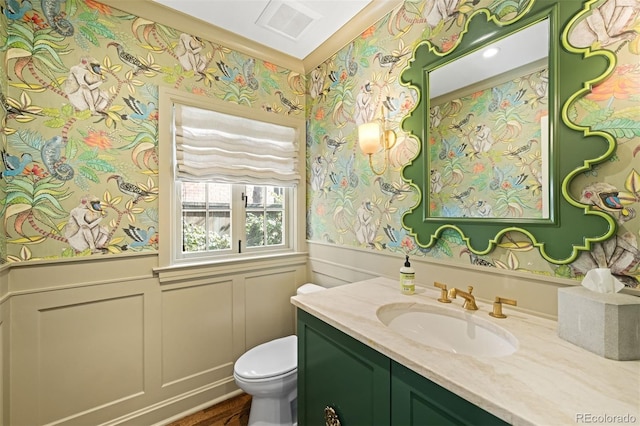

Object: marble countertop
[291,277,640,426]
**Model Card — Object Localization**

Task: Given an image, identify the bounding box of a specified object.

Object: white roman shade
[174,104,300,186]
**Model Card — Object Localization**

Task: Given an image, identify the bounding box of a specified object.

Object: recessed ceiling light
[483,47,500,58]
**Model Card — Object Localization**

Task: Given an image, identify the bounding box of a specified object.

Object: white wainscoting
[5,253,307,425]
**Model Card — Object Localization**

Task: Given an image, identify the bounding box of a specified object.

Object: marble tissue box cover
[558,286,640,361]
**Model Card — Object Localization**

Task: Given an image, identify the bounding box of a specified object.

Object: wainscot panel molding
[0,265,8,303]
[155,252,308,284]
[7,253,157,295]
[308,241,577,319]
[6,254,308,425]
[0,298,6,426]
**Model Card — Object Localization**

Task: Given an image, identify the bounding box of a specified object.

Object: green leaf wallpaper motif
[1,0,303,261]
[305,0,640,288]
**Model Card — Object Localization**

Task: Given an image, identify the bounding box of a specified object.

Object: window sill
[154,251,308,284]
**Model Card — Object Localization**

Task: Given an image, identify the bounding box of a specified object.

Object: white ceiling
[151,0,372,60]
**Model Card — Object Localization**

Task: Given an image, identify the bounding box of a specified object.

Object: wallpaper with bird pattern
[305,0,640,288]
[0,0,639,289]
[428,66,549,219]
[0,0,305,261]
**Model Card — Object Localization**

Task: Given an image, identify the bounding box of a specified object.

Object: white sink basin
[376,303,518,357]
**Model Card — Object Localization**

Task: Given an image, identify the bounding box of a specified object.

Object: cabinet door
[391,361,508,426]
[297,309,391,426]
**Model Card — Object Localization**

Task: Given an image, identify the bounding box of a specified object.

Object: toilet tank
[297,283,325,295]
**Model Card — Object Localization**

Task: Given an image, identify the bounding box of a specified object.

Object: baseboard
[101,378,241,426]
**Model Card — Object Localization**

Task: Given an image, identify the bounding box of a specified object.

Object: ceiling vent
[256,0,321,40]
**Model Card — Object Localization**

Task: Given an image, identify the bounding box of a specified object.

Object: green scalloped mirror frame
[400,0,617,265]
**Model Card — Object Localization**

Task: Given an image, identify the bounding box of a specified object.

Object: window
[179,182,290,259]
[158,90,303,266]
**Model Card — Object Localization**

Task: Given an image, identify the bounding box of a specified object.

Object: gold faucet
[448,286,478,311]
[489,296,517,318]
[433,282,451,303]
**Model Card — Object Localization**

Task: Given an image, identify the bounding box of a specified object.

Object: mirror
[428,19,550,219]
[400,1,617,264]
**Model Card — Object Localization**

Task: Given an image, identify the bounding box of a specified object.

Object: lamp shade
[358,122,382,155]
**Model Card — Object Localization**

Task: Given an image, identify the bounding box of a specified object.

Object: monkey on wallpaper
[355,200,376,245]
[64,57,109,115]
[175,33,207,74]
[64,196,110,253]
[354,81,375,125]
[424,0,465,28]
[568,0,640,48]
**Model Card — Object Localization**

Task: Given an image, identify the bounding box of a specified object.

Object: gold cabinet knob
[324,406,342,426]
[489,296,517,318]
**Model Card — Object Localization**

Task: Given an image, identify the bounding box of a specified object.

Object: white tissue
[581,268,624,294]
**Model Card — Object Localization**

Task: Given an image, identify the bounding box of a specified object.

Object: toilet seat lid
[234,335,297,380]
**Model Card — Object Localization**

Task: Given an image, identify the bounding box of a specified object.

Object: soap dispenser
[400,255,415,295]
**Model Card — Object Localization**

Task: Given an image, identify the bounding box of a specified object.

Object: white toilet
[233,283,325,426]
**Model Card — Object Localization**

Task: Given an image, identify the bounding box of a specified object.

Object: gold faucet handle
[489,296,517,319]
[434,282,451,303]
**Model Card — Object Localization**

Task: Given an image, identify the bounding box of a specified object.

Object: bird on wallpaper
[489,164,505,191]
[437,137,466,160]
[214,60,239,83]
[449,113,474,132]
[323,134,347,155]
[107,42,155,75]
[383,225,407,249]
[121,225,156,250]
[345,152,358,188]
[373,51,409,73]
[108,175,153,203]
[503,139,538,159]
[0,151,33,179]
[274,91,302,115]
[1,0,32,20]
[41,135,74,181]
[509,173,528,189]
[328,69,340,86]
[598,191,631,214]
[41,0,73,36]
[121,96,156,121]
[581,182,635,219]
[374,177,411,203]
[460,248,495,268]
[487,86,505,113]
[383,95,400,117]
[451,186,475,203]
[345,41,358,77]
[242,58,259,90]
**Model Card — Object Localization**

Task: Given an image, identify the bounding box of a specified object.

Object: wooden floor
[167,393,252,426]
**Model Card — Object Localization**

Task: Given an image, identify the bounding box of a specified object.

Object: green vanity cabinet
[391,361,509,426]
[297,309,508,426]
[297,309,391,425]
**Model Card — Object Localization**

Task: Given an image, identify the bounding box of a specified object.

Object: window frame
[175,182,293,262]
[157,88,306,269]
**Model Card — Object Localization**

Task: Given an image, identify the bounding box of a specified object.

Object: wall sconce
[358,112,397,175]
